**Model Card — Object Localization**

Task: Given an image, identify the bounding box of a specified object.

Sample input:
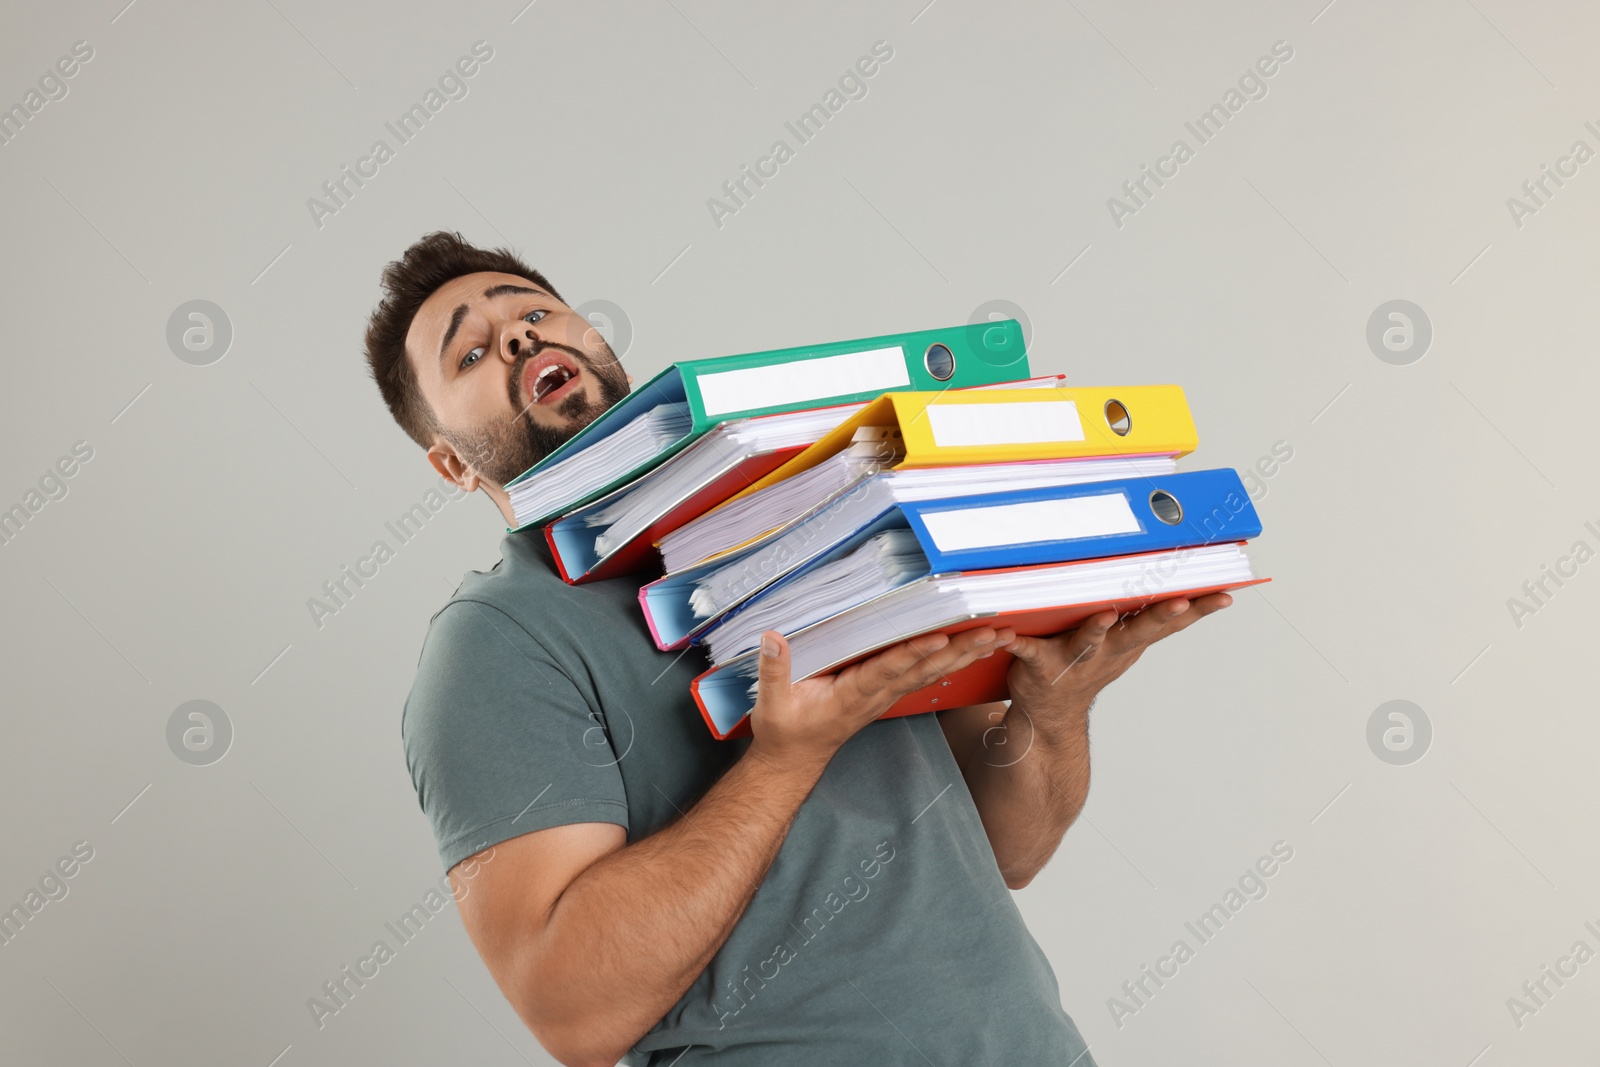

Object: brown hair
[364,230,563,447]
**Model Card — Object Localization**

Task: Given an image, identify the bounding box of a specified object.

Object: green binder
[506,319,1031,528]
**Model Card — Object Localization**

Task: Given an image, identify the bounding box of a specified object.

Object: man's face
[406,271,630,487]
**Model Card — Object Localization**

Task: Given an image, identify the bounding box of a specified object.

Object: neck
[480,481,517,526]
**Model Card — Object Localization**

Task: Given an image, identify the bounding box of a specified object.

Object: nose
[499,320,542,362]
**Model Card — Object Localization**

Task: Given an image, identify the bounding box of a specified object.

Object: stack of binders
[511,319,1268,740]
[524,320,1038,580]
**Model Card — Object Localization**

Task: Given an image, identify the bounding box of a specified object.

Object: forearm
[958,698,1092,889]
[523,745,826,1064]
[954,596,1228,889]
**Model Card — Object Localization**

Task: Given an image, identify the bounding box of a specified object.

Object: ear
[427,440,481,495]
[626,372,635,385]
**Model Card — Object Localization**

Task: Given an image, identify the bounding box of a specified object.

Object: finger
[1002,633,1049,666]
[753,630,792,712]
[896,628,996,676]
[836,631,953,701]
[1014,613,1117,673]
[977,627,1017,659]
[1156,592,1235,636]
[1109,598,1193,648]
[1115,590,1238,648]
[1010,612,1116,668]
[888,628,998,685]
[846,627,996,702]
[888,628,1008,693]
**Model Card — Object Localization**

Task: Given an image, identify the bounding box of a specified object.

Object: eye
[458,309,545,370]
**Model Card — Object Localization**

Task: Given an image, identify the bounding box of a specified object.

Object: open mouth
[525,353,582,405]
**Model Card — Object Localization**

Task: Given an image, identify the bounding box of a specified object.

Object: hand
[747,625,1014,771]
[1002,593,1234,717]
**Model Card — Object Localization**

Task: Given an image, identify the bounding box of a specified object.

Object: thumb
[755,631,792,708]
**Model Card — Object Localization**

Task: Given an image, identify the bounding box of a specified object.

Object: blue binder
[697,468,1261,655]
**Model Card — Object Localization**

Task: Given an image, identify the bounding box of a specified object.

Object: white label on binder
[919,492,1141,553]
[696,346,910,418]
[925,400,1085,447]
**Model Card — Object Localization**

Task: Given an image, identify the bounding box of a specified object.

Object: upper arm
[937,701,1009,776]
[403,600,635,1027]
[405,600,632,870]
[450,822,625,1023]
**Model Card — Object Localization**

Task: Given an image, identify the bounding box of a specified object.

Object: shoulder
[419,530,567,651]
[404,536,588,749]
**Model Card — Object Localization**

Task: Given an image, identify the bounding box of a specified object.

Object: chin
[570,381,611,416]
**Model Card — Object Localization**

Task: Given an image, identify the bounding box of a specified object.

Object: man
[368,231,1231,1066]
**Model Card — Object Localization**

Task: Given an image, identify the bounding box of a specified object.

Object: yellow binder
[730,385,1198,502]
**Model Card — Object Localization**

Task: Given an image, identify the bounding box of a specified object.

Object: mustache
[446,340,629,486]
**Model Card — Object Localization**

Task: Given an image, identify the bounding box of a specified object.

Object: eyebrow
[436,285,547,368]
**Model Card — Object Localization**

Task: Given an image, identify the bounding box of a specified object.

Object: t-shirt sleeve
[403,598,631,873]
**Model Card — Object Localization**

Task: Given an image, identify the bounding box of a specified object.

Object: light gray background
[2,0,1595,1064]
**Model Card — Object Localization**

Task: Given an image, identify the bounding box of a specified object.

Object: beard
[444,339,631,488]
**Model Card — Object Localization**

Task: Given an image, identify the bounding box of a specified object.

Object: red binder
[689,564,1269,740]
[543,446,804,583]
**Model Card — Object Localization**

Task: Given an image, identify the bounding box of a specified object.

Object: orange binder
[689,547,1267,740]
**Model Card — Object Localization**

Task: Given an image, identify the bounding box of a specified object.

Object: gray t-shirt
[403,528,1095,1065]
